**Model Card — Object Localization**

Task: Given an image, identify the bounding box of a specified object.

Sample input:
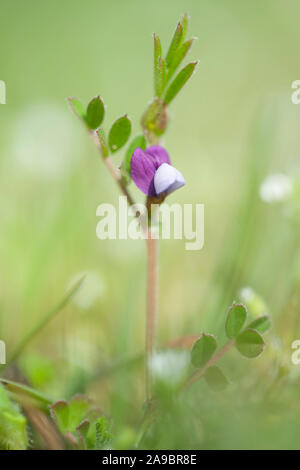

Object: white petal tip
[154,163,185,196]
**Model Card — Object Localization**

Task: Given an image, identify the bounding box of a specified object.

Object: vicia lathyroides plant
[0,13,271,451]
[68,13,199,403]
[67,14,270,409]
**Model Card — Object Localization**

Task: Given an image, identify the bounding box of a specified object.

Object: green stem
[134,400,156,449]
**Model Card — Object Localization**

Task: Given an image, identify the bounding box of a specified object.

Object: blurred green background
[1,0,300,449]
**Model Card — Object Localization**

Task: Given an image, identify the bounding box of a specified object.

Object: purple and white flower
[130,145,185,197]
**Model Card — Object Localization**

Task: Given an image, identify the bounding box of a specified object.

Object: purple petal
[145,146,171,167]
[131,146,171,196]
[154,163,185,196]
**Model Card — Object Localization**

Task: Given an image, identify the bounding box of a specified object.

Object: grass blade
[0,378,53,407]
[5,277,84,367]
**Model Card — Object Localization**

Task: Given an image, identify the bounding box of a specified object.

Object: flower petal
[154,163,176,195]
[130,146,171,196]
[130,148,156,196]
[167,167,186,194]
[154,163,185,196]
[145,146,171,167]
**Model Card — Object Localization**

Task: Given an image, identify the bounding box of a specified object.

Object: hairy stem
[90,128,158,402]
[89,130,136,206]
[145,229,158,401]
[90,128,161,403]
[25,405,64,450]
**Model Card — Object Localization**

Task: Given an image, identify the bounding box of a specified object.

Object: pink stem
[145,229,158,401]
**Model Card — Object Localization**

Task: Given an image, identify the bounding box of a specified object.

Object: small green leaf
[50,400,69,435]
[180,13,189,40]
[68,97,86,121]
[191,334,217,368]
[50,395,90,436]
[81,416,112,450]
[225,303,247,339]
[153,33,162,60]
[166,21,184,67]
[155,56,167,98]
[122,135,147,178]
[235,329,265,358]
[204,366,230,392]
[166,39,194,82]
[76,420,90,450]
[94,417,112,450]
[96,128,109,157]
[109,115,131,153]
[164,61,198,105]
[86,96,105,129]
[153,34,165,97]
[248,315,271,334]
[68,395,90,432]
